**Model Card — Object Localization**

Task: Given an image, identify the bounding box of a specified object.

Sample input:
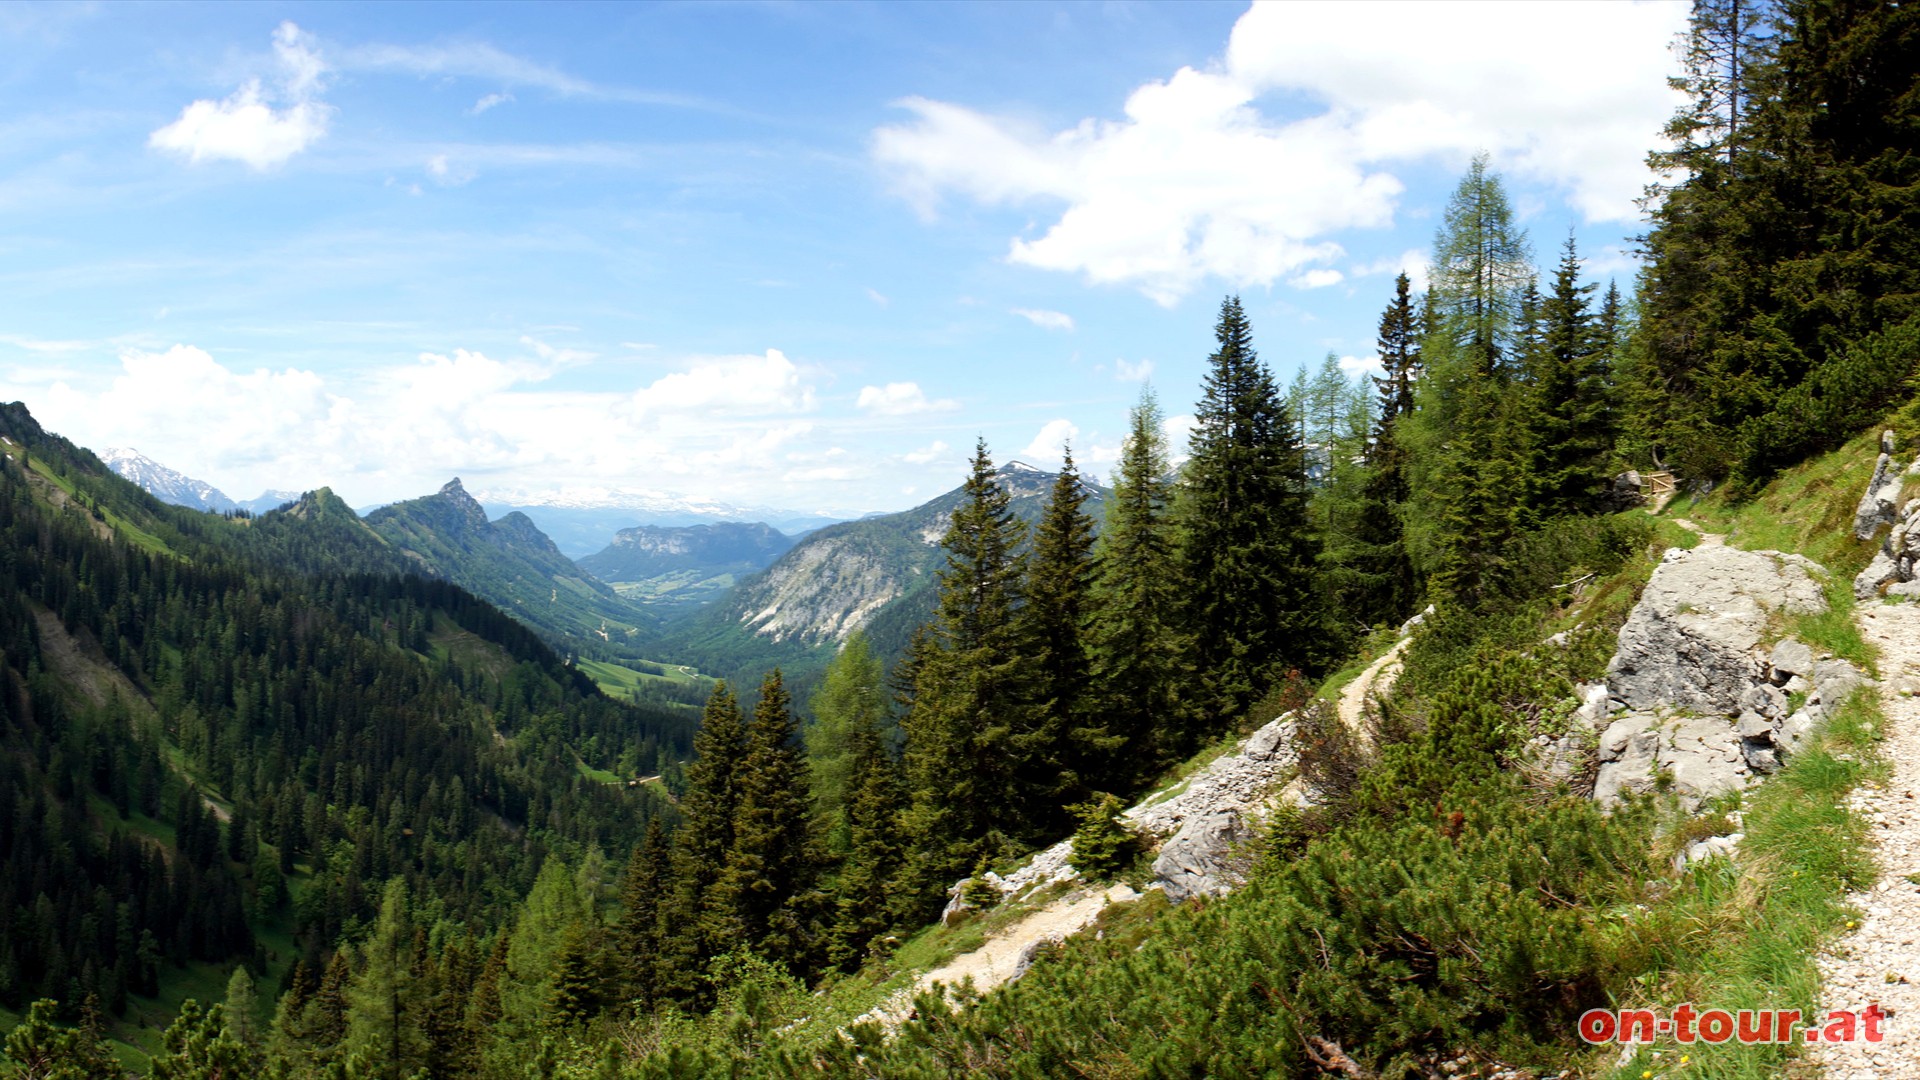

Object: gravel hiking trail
[1811,599,1920,1077]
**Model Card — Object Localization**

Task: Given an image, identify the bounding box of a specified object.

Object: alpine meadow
[7,1,1920,1078]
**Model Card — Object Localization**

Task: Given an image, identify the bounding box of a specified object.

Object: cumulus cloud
[1289,268,1345,289]
[632,349,816,416]
[1012,307,1075,332]
[1338,353,1381,375]
[874,1,1685,304]
[149,22,332,170]
[903,440,950,465]
[855,381,958,416]
[7,341,863,510]
[1114,357,1154,381]
[1022,418,1080,464]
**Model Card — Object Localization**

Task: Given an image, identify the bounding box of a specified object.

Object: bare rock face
[1855,490,1920,599]
[1589,540,1868,811]
[1853,430,1904,540]
[1607,544,1827,715]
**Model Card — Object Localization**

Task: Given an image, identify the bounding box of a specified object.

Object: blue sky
[0,1,1689,515]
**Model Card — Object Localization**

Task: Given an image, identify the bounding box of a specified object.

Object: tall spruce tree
[1344,274,1422,626]
[616,818,669,1006]
[710,670,819,969]
[898,440,1034,918]
[1180,297,1321,723]
[655,682,748,1003]
[1015,444,1098,821]
[1523,237,1615,518]
[1086,388,1191,785]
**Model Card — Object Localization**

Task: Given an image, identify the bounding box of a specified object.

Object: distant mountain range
[578,522,795,614]
[663,461,1105,686]
[101,447,299,514]
[479,492,846,558]
[364,479,660,655]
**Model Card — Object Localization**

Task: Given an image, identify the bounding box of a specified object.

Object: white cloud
[1012,307,1075,332]
[1351,248,1430,292]
[10,341,861,511]
[470,91,515,115]
[874,1,1685,304]
[866,287,890,307]
[1022,418,1080,464]
[341,40,714,111]
[903,439,949,465]
[855,381,958,416]
[149,22,332,170]
[1114,357,1154,381]
[1162,412,1199,464]
[1338,353,1381,376]
[1289,268,1345,290]
[632,349,816,416]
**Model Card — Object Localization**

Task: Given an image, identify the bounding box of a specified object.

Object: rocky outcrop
[1606,543,1827,714]
[1576,538,1870,810]
[1853,430,1906,540]
[947,713,1303,913]
[1154,810,1255,903]
[1854,467,1920,599]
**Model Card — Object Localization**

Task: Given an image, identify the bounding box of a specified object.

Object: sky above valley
[0,0,1690,516]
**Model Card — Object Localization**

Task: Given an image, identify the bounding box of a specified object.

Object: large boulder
[1607,544,1827,715]
[1153,809,1253,902]
[1592,543,1867,811]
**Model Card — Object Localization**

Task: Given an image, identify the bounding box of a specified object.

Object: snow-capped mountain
[102,448,300,515]
[101,447,239,512]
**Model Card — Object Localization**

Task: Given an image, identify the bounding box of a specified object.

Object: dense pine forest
[4,0,1918,1076]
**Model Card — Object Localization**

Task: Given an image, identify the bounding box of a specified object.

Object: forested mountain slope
[365,479,663,661]
[0,403,690,1061]
[661,461,1103,688]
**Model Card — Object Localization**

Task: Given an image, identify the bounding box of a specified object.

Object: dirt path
[1811,600,1920,1077]
[858,882,1140,1028]
[1337,635,1410,735]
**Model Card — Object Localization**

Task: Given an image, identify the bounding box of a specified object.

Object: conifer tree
[1086,388,1191,785]
[1401,158,1536,603]
[616,818,669,1005]
[656,682,748,1003]
[1015,444,1098,818]
[898,440,1033,917]
[342,878,428,1079]
[710,670,818,968]
[1523,237,1615,518]
[828,710,906,971]
[1344,275,1422,626]
[148,1001,252,1080]
[1180,297,1321,722]
[804,633,885,856]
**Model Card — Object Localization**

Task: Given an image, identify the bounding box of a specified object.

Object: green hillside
[366,479,663,661]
